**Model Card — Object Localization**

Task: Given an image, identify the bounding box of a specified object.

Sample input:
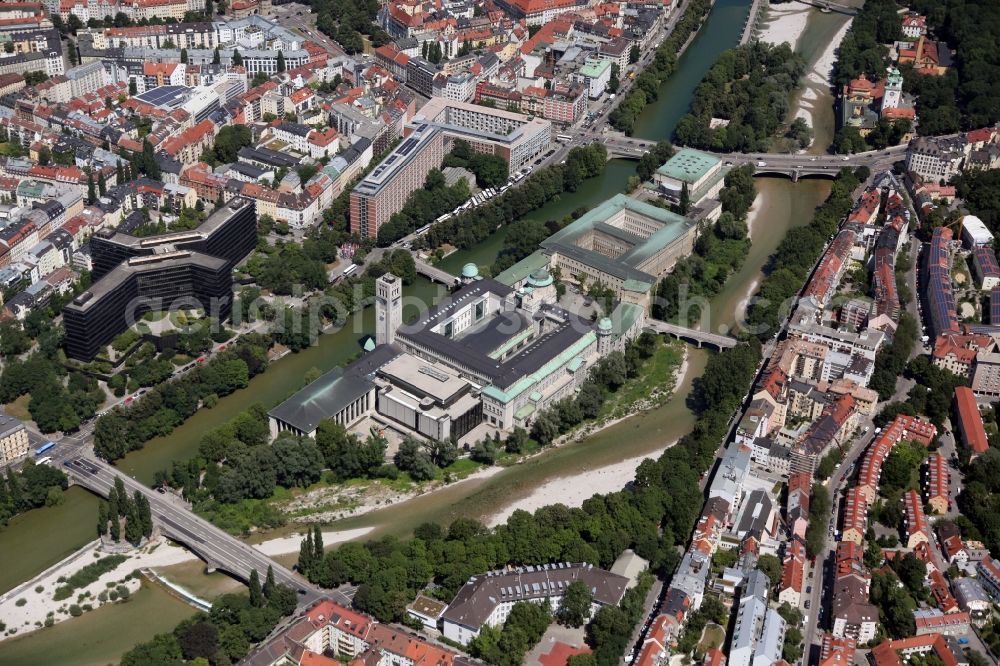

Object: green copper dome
[526,268,553,288]
[598,317,613,332]
[462,263,479,278]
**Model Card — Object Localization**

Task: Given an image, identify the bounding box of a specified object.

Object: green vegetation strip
[610,0,713,135]
[52,555,127,601]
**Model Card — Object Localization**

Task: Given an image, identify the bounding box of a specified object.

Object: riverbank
[0,539,187,641]
[794,21,851,149]
[0,524,382,642]
[246,340,685,541]
[758,3,811,50]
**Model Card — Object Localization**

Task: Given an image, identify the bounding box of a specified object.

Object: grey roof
[0,411,25,439]
[734,489,774,537]
[237,145,301,168]
[267,345,400,432]
[398,279,593,389]
[442,563,627,631]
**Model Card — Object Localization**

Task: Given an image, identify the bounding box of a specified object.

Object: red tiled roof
[539,642,591,666]
[955,386,989,454]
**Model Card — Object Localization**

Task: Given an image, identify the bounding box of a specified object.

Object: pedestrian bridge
[414,259,459,286]
[645,320,737,349]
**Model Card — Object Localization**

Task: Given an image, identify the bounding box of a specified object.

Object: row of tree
[0,462,68,527]
[120,566,299,665]
[93,334,272,461]
[289,339,761,653]
[673,42,806,152]
[375,169,473,246]
[651,165,756,323]
[418,144,609,253]
[97,477,153,546]
[745,168,863,339]
[609,0,713,135]
[905,0,1000,131]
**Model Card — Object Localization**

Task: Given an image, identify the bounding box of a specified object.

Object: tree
[629,44,640,64]
[87,171,96,204]
[180,48,188,64]
[212,48,221,65]
[556,580,592,627]
[272,434,324,488]
[97,501,108,536]
[98,171,107,197]
[312,525,324,563]
[298,530,314,576]
[179,621,218,661]
[758,553,783,588]
[128,77,137,96]
[530,411,560,446]
[276,50,286,72]
[249,569,264,607]
[120,632,183,666]
[263,565,276,600]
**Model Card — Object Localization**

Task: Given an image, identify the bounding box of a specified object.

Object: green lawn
[4,394,31,421]
[697,623,726,654]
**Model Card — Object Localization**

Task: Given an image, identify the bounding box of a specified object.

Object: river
[0,0,846,659]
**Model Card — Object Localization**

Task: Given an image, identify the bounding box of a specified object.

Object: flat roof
[656,147,722,183]
[67,249,227,312]
[93,196,253,251]
[579,58,611,78]
[378,352,470,404]
[541,193,695,284]
[398,279,594,390]
[352,123,440,197]
[135,85,190,109]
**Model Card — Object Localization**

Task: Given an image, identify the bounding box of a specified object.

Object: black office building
[64,198,257,360]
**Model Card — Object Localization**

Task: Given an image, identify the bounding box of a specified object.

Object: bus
[36,456,52,466]
[342,263,359,278]
[556,134,573,142]
[415,224,431,235]
[35,441,55,457]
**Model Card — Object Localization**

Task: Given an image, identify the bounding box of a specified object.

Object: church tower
[881,67,903,112]
[376,273,402,346]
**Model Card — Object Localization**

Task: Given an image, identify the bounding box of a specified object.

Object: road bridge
[64,456,343,609]
[645,320,737,349]
[739,0,767,45]
[596,133,906,178]
[414,258,459,286]
[792,0,859,15]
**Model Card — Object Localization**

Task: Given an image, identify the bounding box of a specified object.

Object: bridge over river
[597,132,908,179]
[64,456,347,609]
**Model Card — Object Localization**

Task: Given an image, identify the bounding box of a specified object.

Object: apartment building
[415,97,551,175]
[441,563,628,644]
[906,136,965,182]
[924,452,949,515]
[0,412,29,465]
[954,385,989,459]
[903,488,928,549]
[349,123,444,239]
